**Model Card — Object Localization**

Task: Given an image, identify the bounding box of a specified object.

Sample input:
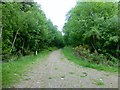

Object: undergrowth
[62,46,118,72]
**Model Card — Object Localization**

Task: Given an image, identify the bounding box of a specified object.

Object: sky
[34,0,77,31]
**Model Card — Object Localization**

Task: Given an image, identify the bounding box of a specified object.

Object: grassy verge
[0,63,2,89]
[2,49,51,88]
[62,47,118,72]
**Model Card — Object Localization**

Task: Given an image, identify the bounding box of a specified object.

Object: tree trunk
[10,26,22,54]
[116,44,119,58]
[91,40,98,54]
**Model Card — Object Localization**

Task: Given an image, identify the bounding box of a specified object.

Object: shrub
[73,45,118,67]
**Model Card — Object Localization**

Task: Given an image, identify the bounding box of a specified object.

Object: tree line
[2,1,120,64]
[2,2,64,61]
[63,2,119,65]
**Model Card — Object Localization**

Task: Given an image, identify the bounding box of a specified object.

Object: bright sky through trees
[34,0,77,31]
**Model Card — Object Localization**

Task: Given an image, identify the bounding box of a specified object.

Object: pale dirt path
[14,50,118,88]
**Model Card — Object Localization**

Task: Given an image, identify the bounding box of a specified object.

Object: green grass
[69,72,75,74]
[48,77,52,79]
[2,49,51,88]
[92,79,104,86]
[61,75,65,78]
[62,47,118,72]
[80,75,86,78]
[0,63,2,89]
[54,67,58,70]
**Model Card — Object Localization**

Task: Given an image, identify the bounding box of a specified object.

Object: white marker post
[35,51,37,55]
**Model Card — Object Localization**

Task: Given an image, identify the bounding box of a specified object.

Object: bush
[73,45,118,67]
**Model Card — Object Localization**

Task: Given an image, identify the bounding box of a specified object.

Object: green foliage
[62,47,118,72]
[0,63,1,89]
[2,49,50,87]
[2,2,64,61]
[46,19,65,48]
[63,2,119,59]
[73,45,118,67]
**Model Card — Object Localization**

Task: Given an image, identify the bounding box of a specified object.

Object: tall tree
[63,2,119,58]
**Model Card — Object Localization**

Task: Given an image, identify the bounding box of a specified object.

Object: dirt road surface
[14,50,118,88]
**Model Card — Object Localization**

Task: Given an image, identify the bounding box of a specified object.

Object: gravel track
[14,50,118,88]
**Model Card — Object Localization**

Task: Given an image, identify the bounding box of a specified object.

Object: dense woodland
[2,2,64,61]
[63,2,119,66]
[2,1,120,67]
